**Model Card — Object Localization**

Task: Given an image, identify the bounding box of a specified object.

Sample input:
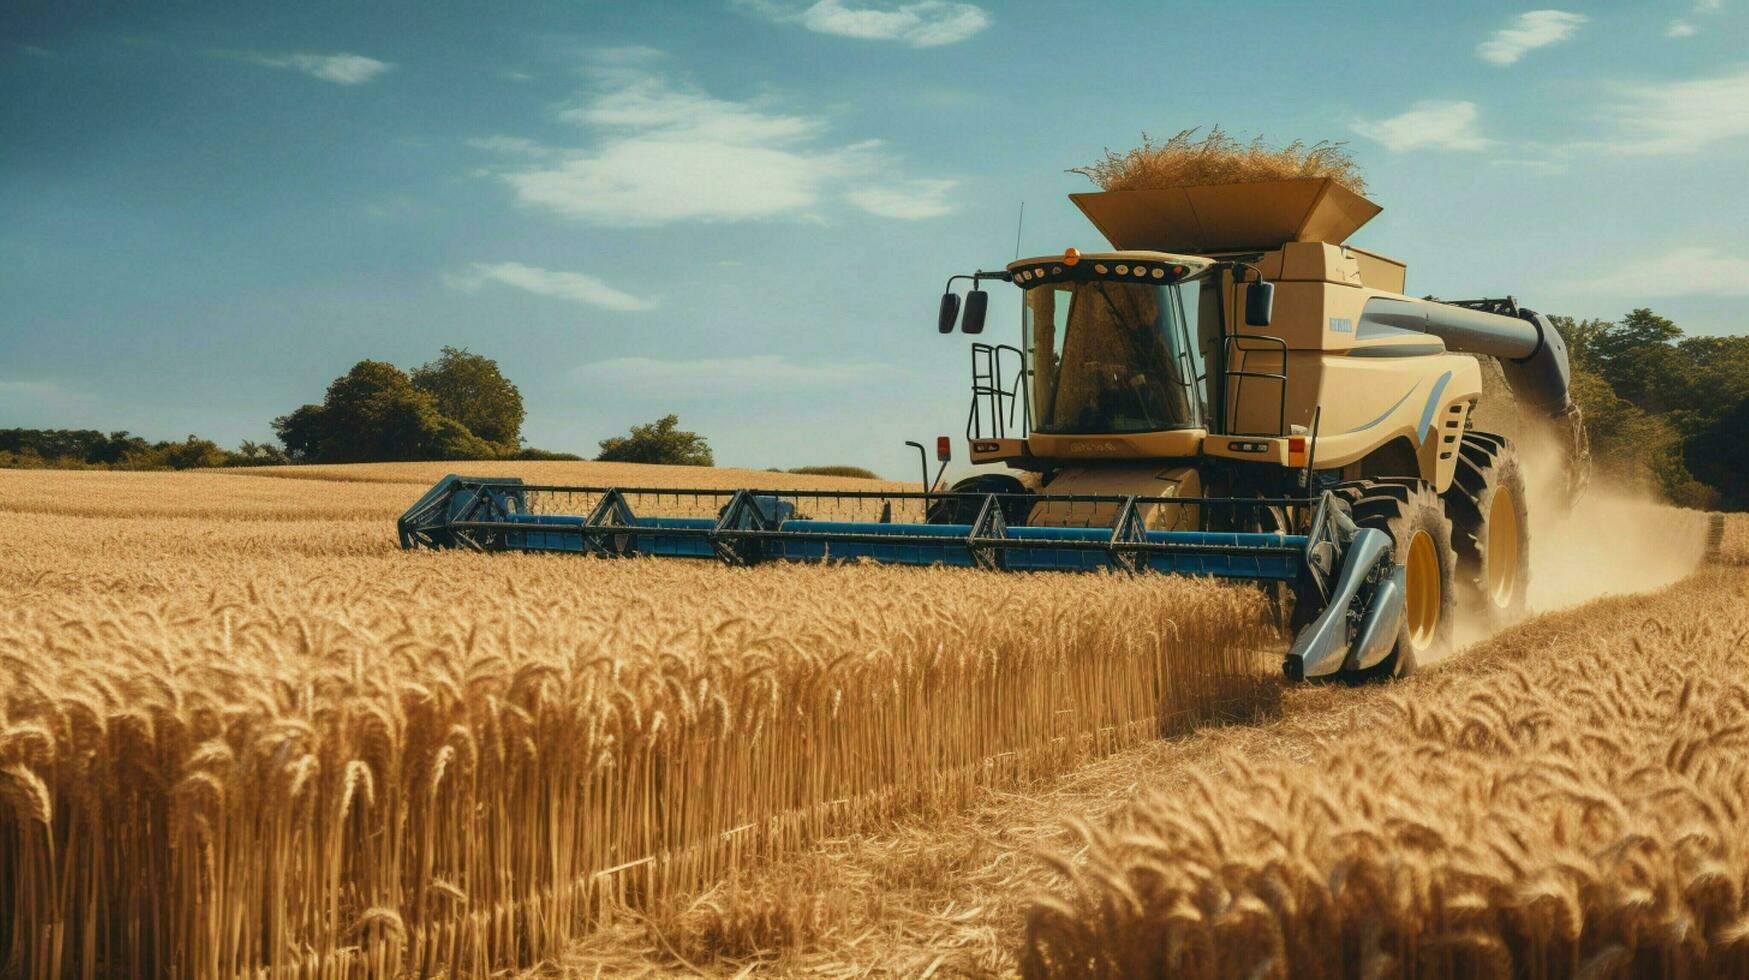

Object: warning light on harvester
[1062,247,1080,266]
[936,436,952,462]
[1288,436,1309,467]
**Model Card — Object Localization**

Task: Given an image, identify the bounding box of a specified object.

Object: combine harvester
[401,178,1586,682]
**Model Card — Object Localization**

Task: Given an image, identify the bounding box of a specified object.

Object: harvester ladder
[1223,334,1290,437]
[967,342,1029,440]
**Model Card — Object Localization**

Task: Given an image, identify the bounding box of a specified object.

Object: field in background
[225,459,907,490]
[0,465,1269,978]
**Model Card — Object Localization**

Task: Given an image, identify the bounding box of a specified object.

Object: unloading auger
[401,177,1587,684]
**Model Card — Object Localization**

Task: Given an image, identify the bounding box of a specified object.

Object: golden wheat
[0,466,1271,978]
[1071,126,1368,196]
[224,459,907,489]
[1022,569,1749,979]
[0,463,904,521]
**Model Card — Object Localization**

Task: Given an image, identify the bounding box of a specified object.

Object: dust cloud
[1524,484,1709,612]
[1431,358,1717,657]
[1441,416,1710,655]
[1439,479,1708,656]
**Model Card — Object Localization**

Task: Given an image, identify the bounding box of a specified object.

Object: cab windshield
[1025,280,1203,434]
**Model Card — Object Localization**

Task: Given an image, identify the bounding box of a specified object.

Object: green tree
[595,415,713,466]
[271,404,331,461]
[1586,308,1686,413]
[1568,369,1711,506]
[157,436,229,470]
[230,440,290,465]
[1545,315,1611,374]
[274,360,463,462]
[1685,397,1749,510]
[1671,334,1749,435]
[411,347,525,447]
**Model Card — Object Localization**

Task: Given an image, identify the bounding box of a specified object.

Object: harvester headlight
[1133,265,1147,277]
[1151,268,1166,279]
[1115,264,1129,275]
[1094,264,1108,274]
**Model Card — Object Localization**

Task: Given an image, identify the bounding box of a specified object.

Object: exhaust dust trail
[1441,457,1710,656]
[1437,367,1713,656]
[1524,485,1708,611]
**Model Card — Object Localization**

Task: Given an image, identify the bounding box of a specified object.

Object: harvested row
[1022,567,1749,979]
[0,485,1274,979]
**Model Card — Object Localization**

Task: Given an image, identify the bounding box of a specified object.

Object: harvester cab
[400,176,1587,686]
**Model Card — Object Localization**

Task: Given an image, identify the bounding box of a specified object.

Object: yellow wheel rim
[1485,486,1521,607]
[1405,529,1441,651]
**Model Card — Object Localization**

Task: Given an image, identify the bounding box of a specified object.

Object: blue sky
[3,1,1746,476]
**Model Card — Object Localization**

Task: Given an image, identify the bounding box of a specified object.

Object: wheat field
[1023,554,1749,978]
[0,465,1273,978]
[1,465,1733,978]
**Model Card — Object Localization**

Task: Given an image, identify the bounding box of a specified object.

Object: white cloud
[797,0,990,46]
[1669,0,1726,34]
[1596,67,1749,154]
[248,52,395,85]
[1476,10,1588,66]
[574,355,897,396]
[1352,101,1494,152]
[489,70,956,225]
[1560,246,1749,297]
[560,79,821,144]
[447,262,657,312]
[844,178,957,219]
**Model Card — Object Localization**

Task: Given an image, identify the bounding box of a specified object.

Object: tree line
[0,348,723,470]
[1552,309,1749,509]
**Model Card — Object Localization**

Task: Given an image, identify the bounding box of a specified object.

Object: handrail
[967,342,1030,440]
[1223,334,1289,437]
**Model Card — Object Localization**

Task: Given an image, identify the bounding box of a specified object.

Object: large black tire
[926,474,1033,526]
[1443,432,1531,626]
[1324,479,1456,682]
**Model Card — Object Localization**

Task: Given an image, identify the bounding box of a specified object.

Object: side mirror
[1245,280,1275,328]
[937,292,960,334]
[962,288,988,334]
